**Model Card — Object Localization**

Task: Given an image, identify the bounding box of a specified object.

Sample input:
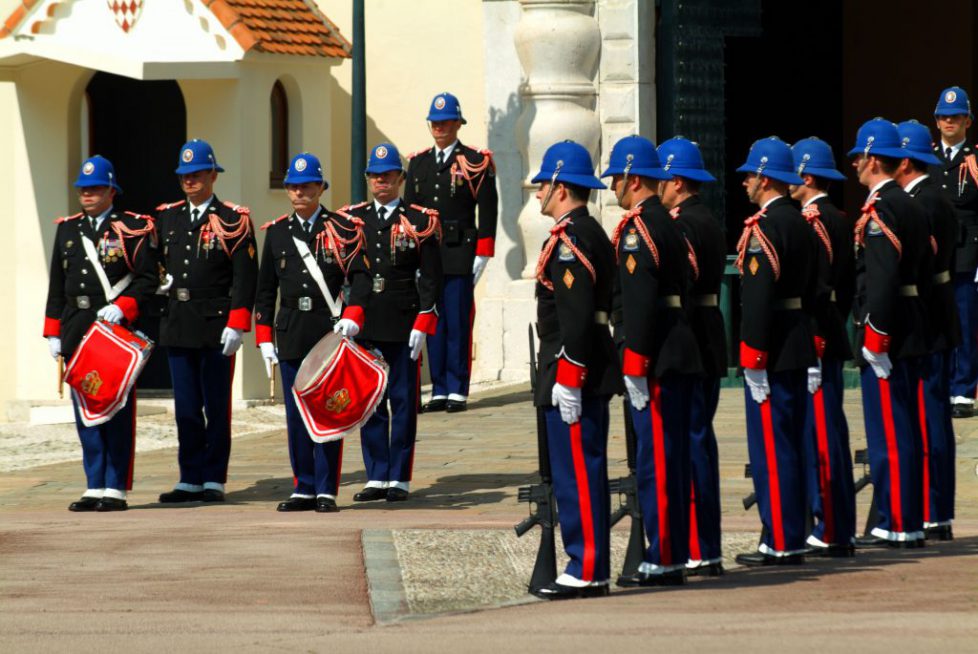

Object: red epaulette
[339,201,369,213]
[407,147,432,160]
[124,211,153,221]
[223,201,250,214]
[155,200,186,212]
[261,214,290,230]
[54,212,83,224]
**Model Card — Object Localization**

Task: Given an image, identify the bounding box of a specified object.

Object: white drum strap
[292,236,342,318]
[81,235,133,301]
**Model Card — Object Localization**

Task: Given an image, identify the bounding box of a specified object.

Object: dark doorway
[86,71,186,391]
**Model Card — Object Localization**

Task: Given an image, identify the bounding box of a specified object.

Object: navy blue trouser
[803,358,856,546]
[360,341,419,483]
[918,352,956,525]
[688,376,722,562]
[860,358,924,536]
[280,359,344,497]
[428,273,474,398]
[629,374,693,567]
[950,273,978,399]
[545,397,611,583]
[744,369,808,553]
[72,389,136,491]
[167,347,235,485]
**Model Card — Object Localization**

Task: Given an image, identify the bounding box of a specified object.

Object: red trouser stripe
[334,440,345,496]
[648,380,672,564]
[917,379,931,524]
[407,356,422,481]
[569,421,596,581]
[126,392,137,491]
[812,387,835,543]
[688,481,701,561]
[878,378,903,532]
[224,353,236,484]
[760,400,785,552]
[467,301,476,377]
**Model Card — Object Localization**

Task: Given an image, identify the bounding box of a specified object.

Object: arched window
[270,80,289,188]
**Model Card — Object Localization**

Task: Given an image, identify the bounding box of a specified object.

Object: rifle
[514,324,558,593]
[609,398,645,578]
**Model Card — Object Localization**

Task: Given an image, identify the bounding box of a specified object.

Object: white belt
[899,284,918,297]
[692,294,718,307]
[658,295,682,308]
[776,297,802,310]
[594,311,609,325]
[933,270,951,284]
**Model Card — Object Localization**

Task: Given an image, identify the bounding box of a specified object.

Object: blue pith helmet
[791,137,846,181]
[427,92,466,124]
[934,86,972,118]
[896,120,943,166]
[175,139,225,175]
[284,152,327,188]
[364,143,404,175]
[600,135,671,181]
[657,137,716,183]
[75,155,123,192]
[531,140,606,190]
[736,136,804,185]
[847,118,907,160]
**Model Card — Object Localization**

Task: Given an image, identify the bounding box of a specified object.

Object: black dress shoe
[617,568,686,587]
[96,497,128,512]
[925,525,954,541]
[159,489,203,503]
[277,497,316,512]
[952,404,973,419]
[200,489,225,503]
[735,551,805,567]
[855,534,921,549]
[686,562,724,577]
[446,399,467,413]
[386,488,409,502]
[353,487,388,502]
[531,582,610,600]
[316,497,339,513]
[423,398,448,413]
[806,543,855,558]
[68,496,101,512]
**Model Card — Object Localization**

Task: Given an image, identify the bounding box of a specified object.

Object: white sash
[80,234,133,301]
[292,236,342,318]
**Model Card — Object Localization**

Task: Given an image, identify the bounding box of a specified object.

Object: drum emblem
[81,370,103,397]
[325,388,352,413]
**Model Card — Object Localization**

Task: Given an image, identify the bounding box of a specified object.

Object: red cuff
[813,335,826,359]
[621,347,650,377]
[556,357,588,388]
[43,316,60,338]
[342,305,365,329]
[740,341,768,370]
[475,237,495,257]
[863,324,890,354]
[227,308,252,331]
[255,324,273,345]
[114,296,139,323]
[413,311,438,335]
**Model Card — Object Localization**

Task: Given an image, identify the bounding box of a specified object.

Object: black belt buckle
[372,276,385,293]
[76,295,91,309]
[298,296,313,311]
[175,288,191,302]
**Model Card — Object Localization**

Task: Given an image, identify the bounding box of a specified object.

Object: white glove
[624,375,650,411]
[220,327,243,357]
[744,368,770,404]
[807,359,823,394]
[96,303,124,324]
[551,382,583,424]
[408,329,426,361]
[472,255,490,285]
[259,341,278,378]
[333,318,360,338]
[48,337,61,360]
[862,346,892,379]
[156,273,174,295]
[973,267,978,284]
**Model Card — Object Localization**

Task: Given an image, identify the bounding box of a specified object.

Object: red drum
[64,321,154,427]
[292,333,388,443]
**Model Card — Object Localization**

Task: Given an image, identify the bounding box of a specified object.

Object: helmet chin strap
[615,154,634,208]
[540,160,564,216]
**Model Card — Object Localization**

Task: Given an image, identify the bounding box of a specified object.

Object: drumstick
[270,362,276,399]
[57,355,64,399]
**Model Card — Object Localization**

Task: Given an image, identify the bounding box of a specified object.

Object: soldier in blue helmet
[345,143,442,504]
[894,120,959,541]
[932,86,978,418]
[601,135,702,587]
[732,137,818,567]
[529,140,621,599]
[43,156,158,511]
[254,153,371,513]
[848,118,930,549]
[657,136,727,576]
[405,92,498,414]
[155,139,258,504]
[788,137,857,557]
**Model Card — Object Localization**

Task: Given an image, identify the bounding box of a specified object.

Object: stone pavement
[1,384,977,652]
